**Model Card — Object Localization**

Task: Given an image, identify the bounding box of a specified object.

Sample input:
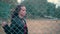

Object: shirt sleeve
[2,24,11,34]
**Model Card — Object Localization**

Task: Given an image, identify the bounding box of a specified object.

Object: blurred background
[0,0,60,34]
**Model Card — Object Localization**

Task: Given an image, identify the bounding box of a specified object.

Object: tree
[55,7,60,18]
[0,0,17,20]
[21,0,48,19]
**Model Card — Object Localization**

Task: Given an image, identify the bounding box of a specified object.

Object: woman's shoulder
[11,16,19,22]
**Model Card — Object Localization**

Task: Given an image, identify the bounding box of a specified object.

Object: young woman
[2,5,28,34]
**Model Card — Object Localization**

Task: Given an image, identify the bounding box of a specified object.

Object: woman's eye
[22,9,26,11]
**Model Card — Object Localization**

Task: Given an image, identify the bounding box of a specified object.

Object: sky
[17,0,24,4]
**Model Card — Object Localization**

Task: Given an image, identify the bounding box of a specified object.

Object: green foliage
[21,0,58,19]
[55,7,60,18]
[0,0,60,20]
[0,0,17,20]
[46,3,56,16]
[0,1,10,20]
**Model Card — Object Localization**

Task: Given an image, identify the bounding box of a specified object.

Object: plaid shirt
[3,16,28,34]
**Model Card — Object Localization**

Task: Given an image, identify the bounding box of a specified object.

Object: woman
[2,5,28,34]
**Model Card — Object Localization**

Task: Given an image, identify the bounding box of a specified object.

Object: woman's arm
[2,19,18,34]
[2,24,11,34]
[2,21,11,34]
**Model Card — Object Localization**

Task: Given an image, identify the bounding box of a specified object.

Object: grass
[0,19,60,34]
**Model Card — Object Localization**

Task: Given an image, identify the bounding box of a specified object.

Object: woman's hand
[2,21,7,27]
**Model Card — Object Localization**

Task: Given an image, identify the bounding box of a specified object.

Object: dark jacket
[3,16,28,34]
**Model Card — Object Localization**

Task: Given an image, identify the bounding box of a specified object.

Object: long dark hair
[12,5,25,18]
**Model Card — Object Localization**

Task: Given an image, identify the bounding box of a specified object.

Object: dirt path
[27,19,60,34]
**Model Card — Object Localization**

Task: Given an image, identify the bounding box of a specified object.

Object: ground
[0,19,60,34]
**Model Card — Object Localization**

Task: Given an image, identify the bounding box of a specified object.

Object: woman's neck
[18,14,24,19]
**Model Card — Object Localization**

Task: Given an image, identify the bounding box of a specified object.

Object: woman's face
[19,6,26,17]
